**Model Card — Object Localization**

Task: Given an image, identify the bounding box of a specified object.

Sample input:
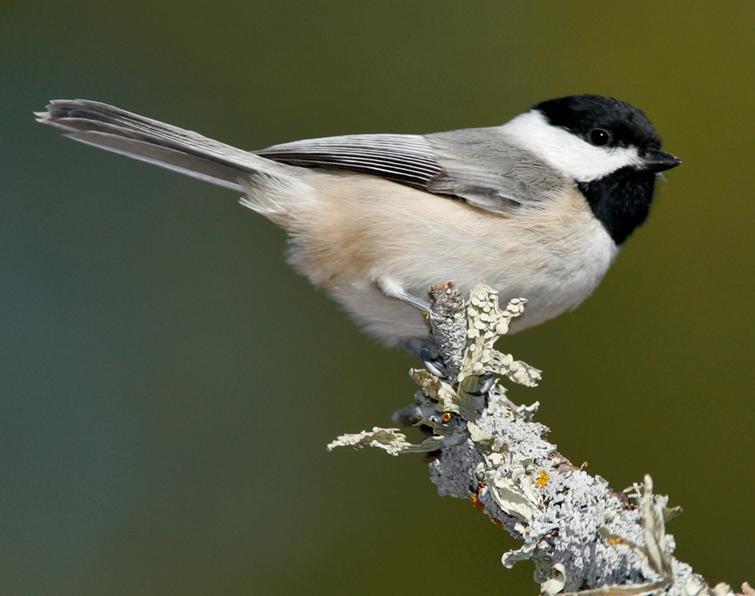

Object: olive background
[2,1,753,594]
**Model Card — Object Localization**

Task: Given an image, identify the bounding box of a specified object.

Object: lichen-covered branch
[328,283,750,595]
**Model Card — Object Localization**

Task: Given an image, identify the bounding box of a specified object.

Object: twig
[328,283,748,595]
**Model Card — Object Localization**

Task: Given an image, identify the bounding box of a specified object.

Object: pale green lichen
[328,283,730,595]
[489,467,542,526]
[326,427,444,456]
[563,581,668,596]
[599,475,679,588]
[408,368,462,415]
[461,286,541,387]
[540,562,567,596]
[329,283,539,457]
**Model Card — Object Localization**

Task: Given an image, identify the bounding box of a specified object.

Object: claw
[424,358,447,378]
[465,374,495,396]
[478,375,496,395]
[409,339,448,378]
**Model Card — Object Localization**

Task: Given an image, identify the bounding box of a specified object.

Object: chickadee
[36,95,680,349]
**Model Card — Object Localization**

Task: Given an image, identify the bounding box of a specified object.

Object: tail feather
[36,99,292,191]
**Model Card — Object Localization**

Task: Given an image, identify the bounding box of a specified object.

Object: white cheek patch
[500,110,642,182]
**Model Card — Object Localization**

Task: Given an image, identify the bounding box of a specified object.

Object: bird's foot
[400,337,449,378]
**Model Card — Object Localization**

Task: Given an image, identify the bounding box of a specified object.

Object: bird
[36,95,680,353]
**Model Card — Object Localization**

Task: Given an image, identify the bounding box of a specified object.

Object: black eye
[589,128,611,146]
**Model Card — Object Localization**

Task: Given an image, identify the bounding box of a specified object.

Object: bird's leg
[375,277,430,312]
[377,278,453,376]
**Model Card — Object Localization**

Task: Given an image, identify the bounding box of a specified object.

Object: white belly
[280,174,619,346]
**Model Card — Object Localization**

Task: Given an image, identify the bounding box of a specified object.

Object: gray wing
[257,128,565,214]
[257,134,442,189]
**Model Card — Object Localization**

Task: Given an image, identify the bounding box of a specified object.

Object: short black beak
[643,149,682,172]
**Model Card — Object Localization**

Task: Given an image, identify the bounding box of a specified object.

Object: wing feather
[258,134,442,187]
[257,129,565,214]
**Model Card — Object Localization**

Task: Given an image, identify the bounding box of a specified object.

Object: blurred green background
[2,1,753,594]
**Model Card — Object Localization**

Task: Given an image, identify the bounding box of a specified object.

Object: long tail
[36,99,293,191]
